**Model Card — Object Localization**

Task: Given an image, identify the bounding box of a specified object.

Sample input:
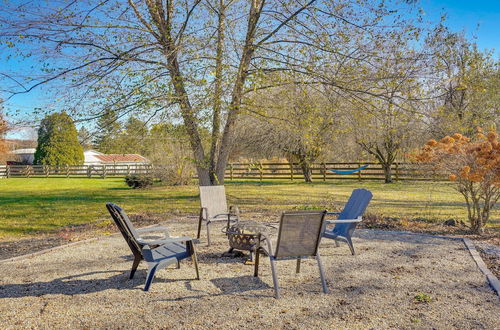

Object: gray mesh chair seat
[198,185,240,246]
[323,189,373,255]
[253,211,328,299]
[106,203,200,291]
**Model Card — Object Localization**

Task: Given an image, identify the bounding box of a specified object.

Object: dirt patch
[0,212,171,260]
[477,247,500,280]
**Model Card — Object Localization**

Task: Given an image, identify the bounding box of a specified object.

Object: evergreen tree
[34,112,84,165]
[94,110,121,153]
[78,127,93,150]
[119,116,149,154]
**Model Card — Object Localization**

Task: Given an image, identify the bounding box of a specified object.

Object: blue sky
[420,0,500,52]
[2,0,500,139]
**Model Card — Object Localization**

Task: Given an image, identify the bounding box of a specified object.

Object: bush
[153,165,193,186]
[125,175,154,189]
[414,128,500,234]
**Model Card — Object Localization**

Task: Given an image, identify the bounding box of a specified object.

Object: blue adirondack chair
[106,203,200,291]
[323,189,373,255]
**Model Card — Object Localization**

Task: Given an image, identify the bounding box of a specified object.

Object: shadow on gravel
[158,276,272,302]
[0,270,198,298]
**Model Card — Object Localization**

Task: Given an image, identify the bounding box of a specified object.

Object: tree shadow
[0,269,198,299]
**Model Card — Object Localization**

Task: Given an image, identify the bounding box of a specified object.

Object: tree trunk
[298,156,312,183]
[470,218,484,235]
[299,158,313,183]
[383,163,393,183]
[214,0,264,184]
[209,0,226,185]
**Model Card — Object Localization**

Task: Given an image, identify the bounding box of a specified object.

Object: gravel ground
[0,218,499,329]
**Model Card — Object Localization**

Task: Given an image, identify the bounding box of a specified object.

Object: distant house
[9,148,149,166]
[84,150,149,166]
[11,148,36,164]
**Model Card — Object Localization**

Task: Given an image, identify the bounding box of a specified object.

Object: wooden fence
[225,162,445,181]
[0,162,446,181]
[0,164,152,179]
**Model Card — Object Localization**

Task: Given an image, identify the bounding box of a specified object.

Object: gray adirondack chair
[253,210,328,299]
[323,189,373,255]
[197,185,240,246]
[106,203,200,291]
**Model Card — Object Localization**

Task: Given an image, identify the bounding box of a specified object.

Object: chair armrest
[325,216,363,225]
[137,226,170,236]
[326,212,341,215]
[212,213,231,219]
[258,233,274,256]
[137,236,194,245]
[229,205,241,221]
[200,207,208,220]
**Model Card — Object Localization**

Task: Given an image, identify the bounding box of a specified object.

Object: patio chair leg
[334,240,340,247]
[296,258,301,274]
[269,256,280,299]
[346,237,355,255]
[197,217,203,239]
[190,242,200,280]
[317,252,329,294]
[130,255,141,279]
[144,265,158,291]
[206,222,211,246]
[176,260,181,269]
[254,251,260,277]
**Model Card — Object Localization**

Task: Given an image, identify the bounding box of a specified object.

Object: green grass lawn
[0,178,498,239]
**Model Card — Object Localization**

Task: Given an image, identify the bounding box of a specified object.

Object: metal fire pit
[222,221,276,262]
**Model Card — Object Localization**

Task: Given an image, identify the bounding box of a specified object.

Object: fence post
[395,162,400,181]
[127,165,130,176]
[289,162,294,181]
[322,162,326,181]
[357,162,361,181]
[102,165,106,179]
[66,165,70,178]
[230,163,233,181]
[259,161,263,182]
[26,165,31,178]
[6,165,10,178]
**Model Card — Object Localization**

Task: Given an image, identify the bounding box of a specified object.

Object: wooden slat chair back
[106,203,200,291]
[323,188,373,255]
[106,203,142,256]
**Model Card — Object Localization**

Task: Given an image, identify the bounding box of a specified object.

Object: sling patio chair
[106,203,200,291]
[197,185,240,246]
[253,210,328,299]
[322,188,373,255]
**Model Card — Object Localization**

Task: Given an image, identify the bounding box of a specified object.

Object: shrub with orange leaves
[414,128,500,234]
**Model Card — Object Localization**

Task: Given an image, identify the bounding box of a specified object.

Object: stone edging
[463,238,500,298]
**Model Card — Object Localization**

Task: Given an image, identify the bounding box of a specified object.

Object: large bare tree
[1,0,425,185]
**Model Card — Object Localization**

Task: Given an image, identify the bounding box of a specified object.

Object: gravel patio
[0,218,498,329]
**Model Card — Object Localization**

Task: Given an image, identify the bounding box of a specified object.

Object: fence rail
[0,164,152,179]
[0,162,447,181]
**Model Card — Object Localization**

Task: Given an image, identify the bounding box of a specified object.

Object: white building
[83,150,149,166]
[10,149,149,166]
[11,148,36,164]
